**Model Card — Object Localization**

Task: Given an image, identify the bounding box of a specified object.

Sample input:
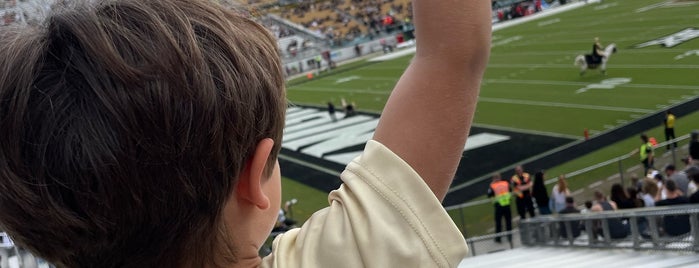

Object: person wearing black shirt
[656,180,690,236]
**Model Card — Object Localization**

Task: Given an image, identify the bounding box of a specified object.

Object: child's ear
[236,138,274,210]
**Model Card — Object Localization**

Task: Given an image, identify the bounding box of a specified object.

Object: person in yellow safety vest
[488,173,513,243]
[664,110,677,150]
[511,165,536,219]
[639,133,654,175]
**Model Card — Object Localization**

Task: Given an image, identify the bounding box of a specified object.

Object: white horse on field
[574,43,617,76]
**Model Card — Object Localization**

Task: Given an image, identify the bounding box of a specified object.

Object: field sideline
[280,0,699,233]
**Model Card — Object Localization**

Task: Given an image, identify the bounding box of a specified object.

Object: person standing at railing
[512,165,536,219]
[488,173,513,243]
[632,134,655,175]
[551,175,570,213]
[531,170,551,215]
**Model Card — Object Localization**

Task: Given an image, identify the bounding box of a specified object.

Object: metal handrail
[520,204,699,252]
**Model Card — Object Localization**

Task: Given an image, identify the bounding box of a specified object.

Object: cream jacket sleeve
[261,140,468,268]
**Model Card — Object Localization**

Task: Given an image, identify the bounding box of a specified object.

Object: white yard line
[471,123,582,140]
[290,85,390,95]
[483,78,699,91]
[485,63,699,69]
[636,1,671,13]
[478,97,654,113]
[588,181,604,189]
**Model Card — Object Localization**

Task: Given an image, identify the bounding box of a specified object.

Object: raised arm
[372,0,491,201]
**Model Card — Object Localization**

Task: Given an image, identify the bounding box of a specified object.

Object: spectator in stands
[627,187,644,208]
[688,166,699,203]
[685,165,699,203]
[488,173,513,243]
[531,170,551,215]
[512,165,536,219]
[591,190,629,239]
[630,173,642,193]
[664,164,689,196]
[650,171,667,200]
[0,0,491,267]
[655,180,691,236]
[641,178,658,207]
[558,197,582,239]
[680,157,696,195]
[580,201,593,214]
[610,183,635,209]
[663,110,677,150]
[551,174,570,213]
[690,131,699,164]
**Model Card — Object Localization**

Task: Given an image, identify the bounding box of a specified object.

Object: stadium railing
[446,134,692,237]
[520,204,699,253]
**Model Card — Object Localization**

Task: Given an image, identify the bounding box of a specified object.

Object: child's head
[0,0,285,266]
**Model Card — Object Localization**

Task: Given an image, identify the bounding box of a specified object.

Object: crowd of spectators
[242,0,412,47]
[491,130,699,243]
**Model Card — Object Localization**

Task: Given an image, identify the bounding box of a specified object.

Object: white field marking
[470,123,582,140]
[630,114,643,119]
[335,75,361,84]
[636,1,671,13]
[616,120,628,124]
[571,189,584,196]
[594,2,618,10]
[370,63,699,71]
[485,63,699,69]
[478,97,653,113]
[290,85,388,95]
[682,95,694,99]
[665,1,699,7]
[490,48,686,57]
[576,78,633,94]
[537,18,560,27]
[483,78,699,91]
[675,50,699,60]
[604,125,615,129]
[368,47,416,62]
[670,99,681,104]
[607,174,621,181]
[491,36,523,47]
[588,181,604,189]
[656,104,668,109]
[626,166,640,173]
[277,154,341,177]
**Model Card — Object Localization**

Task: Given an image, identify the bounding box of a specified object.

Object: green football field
[280,0,699,230]
[288,0,699,137]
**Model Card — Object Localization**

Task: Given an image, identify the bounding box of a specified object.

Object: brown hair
[556,175,568,193]
[0,0,285,267]
[642,178,659,197]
